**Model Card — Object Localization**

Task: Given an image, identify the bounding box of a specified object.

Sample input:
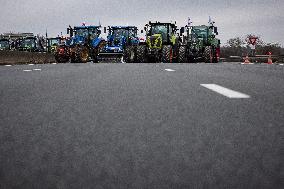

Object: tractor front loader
[98,26,139,63]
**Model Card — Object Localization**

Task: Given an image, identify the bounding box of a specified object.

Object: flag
[208,16,212,24]
[187,17,192,26]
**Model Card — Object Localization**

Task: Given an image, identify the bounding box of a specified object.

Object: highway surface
[0,63,283,189]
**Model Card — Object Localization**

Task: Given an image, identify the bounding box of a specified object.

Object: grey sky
[1,0,283,46]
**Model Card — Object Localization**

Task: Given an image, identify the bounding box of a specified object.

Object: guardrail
[0,50,55,65]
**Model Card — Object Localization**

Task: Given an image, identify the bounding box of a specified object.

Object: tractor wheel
[55,55,69,63]
[204,46,213,63]
[124,46,136,63]
[78,46,89,63]
[162,45,173,63]
[55,47,69,63]
[212,48,218,63]
[178,46,187,63]
[70,47,78,63]
[136,45,147,63]
[93,41,106,63]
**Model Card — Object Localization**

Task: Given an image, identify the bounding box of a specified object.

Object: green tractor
[179,22,220,63]
[18,36,44,52]
[136,21,181,63]
[0,38,10,51]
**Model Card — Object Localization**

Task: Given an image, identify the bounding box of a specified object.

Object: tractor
[18,36,44,52]
[55,25,105,63]
[136,21,181,63]
[0,38,10,51]
[47,37,62,53]
[179,21,220,63]
[98,26,139,63]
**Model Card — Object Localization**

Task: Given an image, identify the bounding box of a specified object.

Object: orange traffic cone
[267,52,273,64]
[244,55,250,64]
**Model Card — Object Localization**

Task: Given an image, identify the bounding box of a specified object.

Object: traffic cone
[267,52,273,64]
[244,55,250,64]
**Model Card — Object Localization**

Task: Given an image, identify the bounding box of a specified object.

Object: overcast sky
[0,0,283,46]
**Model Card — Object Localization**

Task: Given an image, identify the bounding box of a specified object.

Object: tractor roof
[74,26,101,29]
[48,37,61,40]
[148,22,177,27]
[110,26,137,29]
[22,36,36,39]
[0,38,9,41]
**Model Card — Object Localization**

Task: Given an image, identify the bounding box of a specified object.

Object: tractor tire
[55,55,69,63]
[78,46,89,63]
[136,45,147,63]
[178,46,187,63]
[162,45,173,63]
[70,46,89,63]
[124,46,136,63]
[54,46,69,63]
[204,46,213,63]
[70,46,79,63]
[212,48,218,63]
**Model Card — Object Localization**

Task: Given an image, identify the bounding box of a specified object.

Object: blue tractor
[55,25,105,63]
[98,26,139,62]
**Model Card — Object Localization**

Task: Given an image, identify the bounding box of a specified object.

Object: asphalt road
[0,63,283,189]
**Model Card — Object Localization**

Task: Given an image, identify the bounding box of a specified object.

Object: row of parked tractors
[0,34,46,52]
[54,20,220,63]
[0,20,221,63]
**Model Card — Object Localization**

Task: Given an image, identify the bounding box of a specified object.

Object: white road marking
[241,63,254,65]
[33,69,41,71]
[23,70,32,72]
[165,69,175,72]
[280,64,284,66]
[52,63,57,65]
[4,65,12,67]
[201,84,250,99]
[28,64,34,65]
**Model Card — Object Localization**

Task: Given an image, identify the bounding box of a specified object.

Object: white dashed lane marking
[28,64,34,66]
[23,70,32,72]
[52,63,57,65]
[201,84,250,99]
[33,69,41,71]
[4,65,12,67]
[165,69,175,72]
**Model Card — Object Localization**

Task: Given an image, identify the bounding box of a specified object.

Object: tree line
[221,34,284,58]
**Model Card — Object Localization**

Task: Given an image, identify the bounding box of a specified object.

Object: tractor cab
[47,37,62,53]
[0,39,10,50]
[18,37,37,52]
[68,26,102,46]
[189,25,218,45]
[105,26,138,50]
[145,22,178,49]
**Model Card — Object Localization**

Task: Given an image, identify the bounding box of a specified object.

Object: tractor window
[113,29,128,38]
[192,27,208,38]
[88,28,100,40]
[150,25,169,42]
[49,39,60,46]
[128,29,136,38]
[0,40,9,48]
[76,29,89,37]
[20,39,36,48]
